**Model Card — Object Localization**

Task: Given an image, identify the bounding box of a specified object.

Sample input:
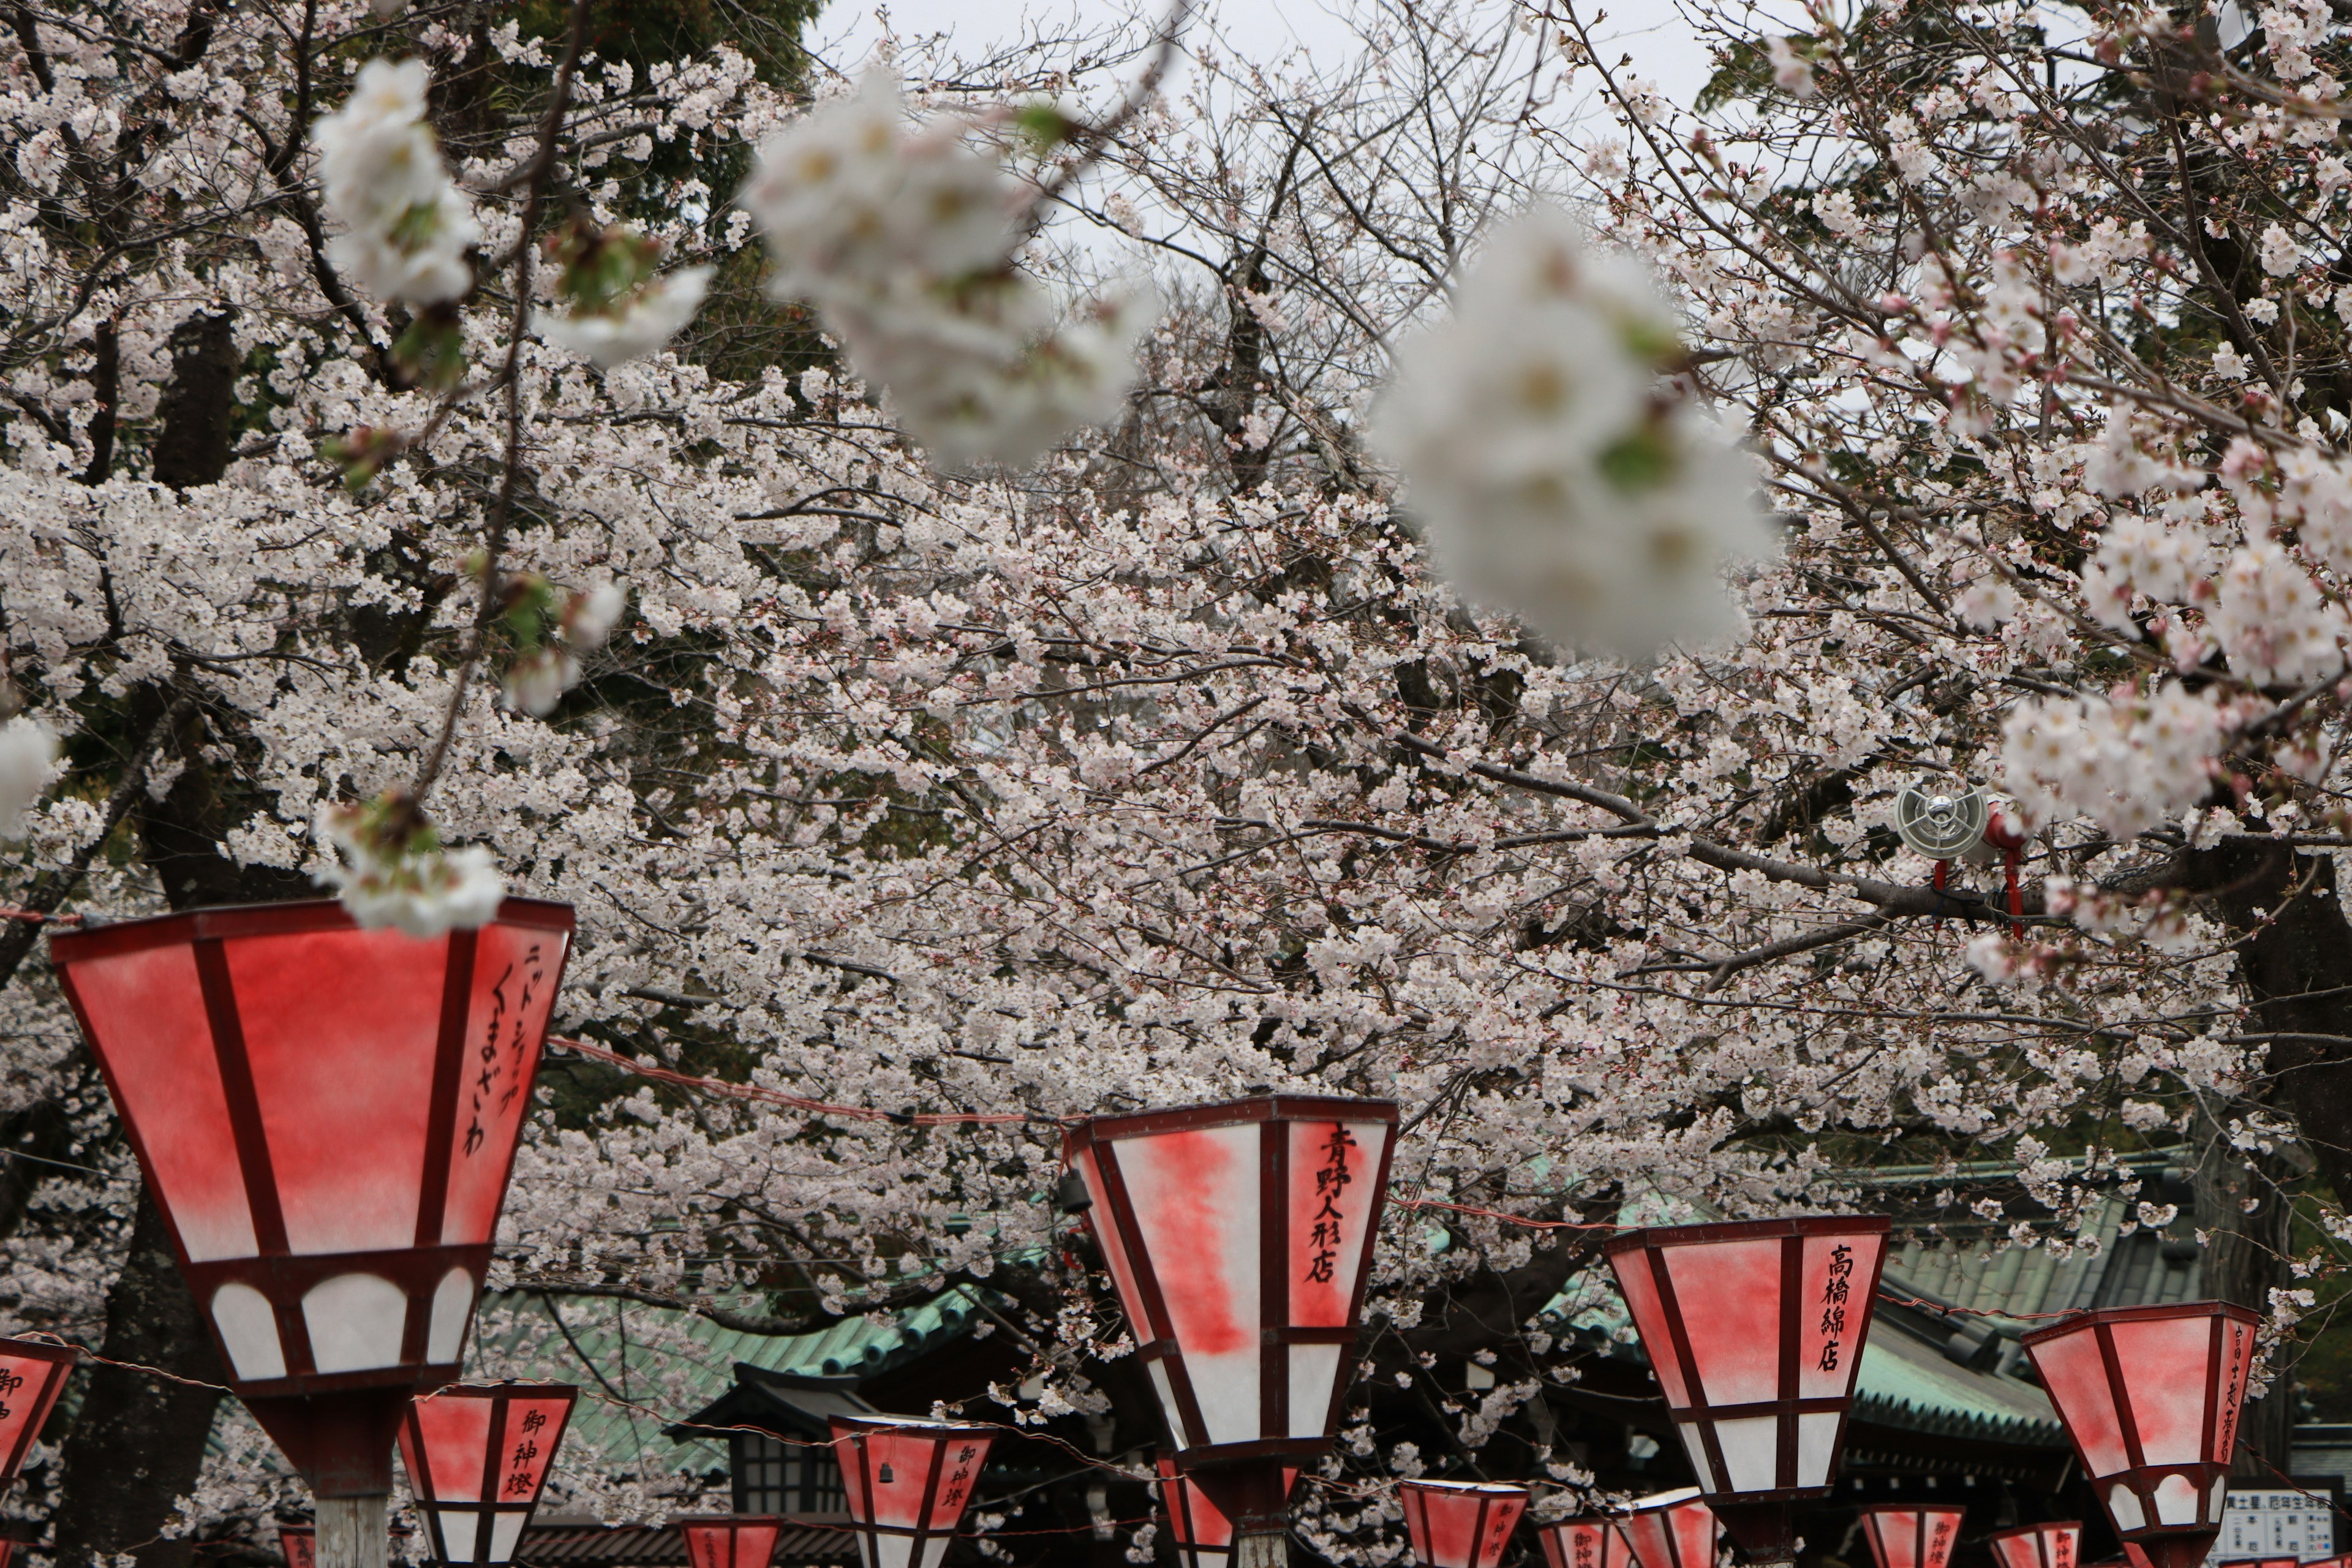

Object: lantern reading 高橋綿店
[1065,1096,1398,1566]
[832,1414,995,1568]
[2022,1302,2258,1568]
[1858,1507,1965,1568]
[1537,1518,1638,1568]
[398,1382,577,1566]
[1398,1480,1528,1568]
[1603,1218,1890,1560]
[1157,1456,1298,1568]
[680,1517,785,1568]
[0,1336,75,1491]
[1616,1488,1721,1568]
[48,898,573,1555]
[1987,1523,2080,1568]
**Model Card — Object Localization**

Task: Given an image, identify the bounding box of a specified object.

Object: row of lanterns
[0,897,2277,1568]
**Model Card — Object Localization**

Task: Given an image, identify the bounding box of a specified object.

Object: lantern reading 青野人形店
[1616,1488,1720,1568]
[49,897,574,1551]
[1537,1519,1638,1568]
[1986,1523,2080,1568]
[2022,1302,2257,1568]
[1858,1506,1965,1568]
[0,1336,75,1491]
[398,1382,576,1566]
[680,1517,785,1568]
[1398,1480,1527,1568]
[1065,1096,1398,1565]
[1603,1218,1889,1560]
[831,1414,995,1568]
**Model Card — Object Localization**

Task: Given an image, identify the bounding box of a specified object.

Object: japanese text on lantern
[942,1442,980,1510]
[505,1407,549,1497]
[1572,1532,1596,1568]
[463,942,546,1159]
[2216,1319,2248,1460]
[1304,1125,1356,1285]
[0,1365,20,1422]
[1818,1244,1854,1373]
[1931,1518,1954,1562]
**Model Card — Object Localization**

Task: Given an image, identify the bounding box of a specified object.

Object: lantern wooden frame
[1856,1506,1966,1568]
[1616,1488,1720,1568]
[1158,1456,1299,1568]
[1602,1216,1889,1558]
[398,1382,578,1566]
[51,899,573,1498]
[679,1517,785,1568]
[2021,1302,2258,1568]
[1537,1520,1638,1568]
[0,1336,75,1490]
[1986,1523,2081,1568]
[1398,1480,1528,1568]
[831,1413,995,1568]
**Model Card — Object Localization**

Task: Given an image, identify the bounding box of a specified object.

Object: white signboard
[2208,1488,2338,1563]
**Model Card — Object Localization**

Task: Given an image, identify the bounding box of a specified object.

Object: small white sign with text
[2209,1489,2337,1563]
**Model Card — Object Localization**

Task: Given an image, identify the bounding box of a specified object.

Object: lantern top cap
[1602,1213,1891,1257]
[676,1517,787,1526]
[1860,1504,1966,1516]
[2018,1298,2258,1347]
[48,894,575,962]
[830,1412,993,1435]
[1063,1093,1400,1148]
[0,1333,76,1362]
[1986,1524,2083,1539]
[418,1379,578,1395]
[1627,1488,1703,1513]
[1402,1480,1529,1496]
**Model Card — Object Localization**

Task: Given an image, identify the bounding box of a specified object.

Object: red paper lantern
[2215,1559,2301,1568]
[1398,1480,1527,1568]
[1858,1507,1965,1568]
[51,899,573,1498]
[680,1518,784,1568]
[1065,1096,1398,1542]
[1157,1456,1299,1568]
[831,1414,995,1568]
[1603,1217,1889,1558]
[1987,1523,2081,1568]
[398,1382,577,1565]
[0,1336,75,1490]
[1616,1488,1720,1568]
[2022,1303,2258,1568]
[1537,1519,1638,1568]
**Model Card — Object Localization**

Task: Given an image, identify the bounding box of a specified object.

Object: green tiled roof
[1849,1311,2063,1447]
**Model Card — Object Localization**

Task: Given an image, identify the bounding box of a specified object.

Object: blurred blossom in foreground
[312,59,478,307]
[738,73,1157,469]
[538,224,713,369]
[500,578,629,716]
[1370,204,1776,658]
[0,718,59,842]
[315,793,504,938]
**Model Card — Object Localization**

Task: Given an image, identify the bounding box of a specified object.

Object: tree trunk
[45,1191,227,1568]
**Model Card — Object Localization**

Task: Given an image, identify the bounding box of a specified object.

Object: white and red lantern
[1616,1488,1720,1568]
[0,1336,75,1490]
[2215,1558,2301,1568]
[1986,1523,2079,1568]
[2021,1302,2258,1568]
[1603,1217,1889,1559]
[831,1414,995,1568]
[680,1517,785,1568]
[398,1382,577,1566]
[1065,1096,1398,1550]
[1157,1456,1299,1568]
[1537,1519,1638,1568]
[1398,1480,1527,1568]
[51,899,573,1504]
[1857,1507,1965,1568]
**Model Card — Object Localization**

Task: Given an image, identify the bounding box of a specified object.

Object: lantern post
[1535,1517,1638,1568]
[1856,1506,1966,1568]
[0,1336,75,1491]
[679,1517,785,1568]
[2022,1302,2258,1568]
[1986,1523,2081,1568]
[830,1413,996,1568]
[1615,1488,1721,1568]
[398,1382,577,1566]
[1065,1096,1399,1568]
[50,899,575,1568]
[1603,1217,1890,1562]
[1398,1480,1528,1568]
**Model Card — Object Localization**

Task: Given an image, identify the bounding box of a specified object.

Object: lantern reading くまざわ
[1065,1096,1398,1557]
[398,1382,576,1566]
[50,898,573,1519]
[1857,1507,1965,1568]
[832,1414,995,1568]
[2022,1302,2257,1568]
[680,1518,785,1568]
[1398,1480,1528,1568]
[1987,1523,2080,1568]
